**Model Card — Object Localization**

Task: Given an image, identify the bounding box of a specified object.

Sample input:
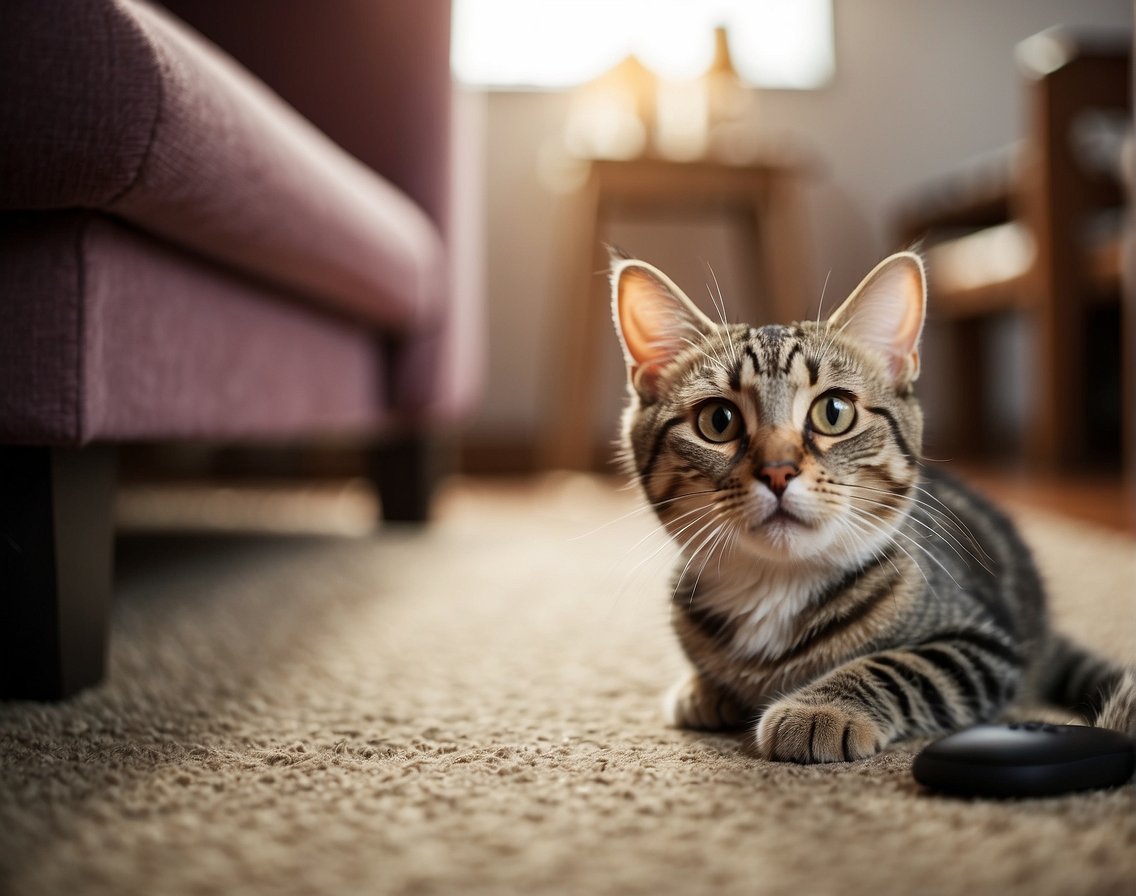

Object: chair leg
[368,434,447,523]
[941,319,989,458]
[0,446,116,700]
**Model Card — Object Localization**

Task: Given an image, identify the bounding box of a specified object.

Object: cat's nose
[758,462,799,497]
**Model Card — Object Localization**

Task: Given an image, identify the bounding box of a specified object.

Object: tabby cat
[611,249,1136,763]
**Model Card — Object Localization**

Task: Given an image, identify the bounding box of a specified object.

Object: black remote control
[912,722,1136,798]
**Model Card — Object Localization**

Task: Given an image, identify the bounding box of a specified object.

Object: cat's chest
[714,581,814,660]
[682,572,821,663]
[674,567,884,704]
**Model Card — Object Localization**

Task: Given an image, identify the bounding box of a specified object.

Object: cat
[610,248,1136,763]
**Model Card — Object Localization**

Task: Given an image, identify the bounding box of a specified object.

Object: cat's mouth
[738,505,824,560]
[758,507,811,529]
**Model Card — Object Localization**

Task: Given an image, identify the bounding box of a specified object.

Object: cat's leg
[664,669,750,731]
[755,635,1021,762]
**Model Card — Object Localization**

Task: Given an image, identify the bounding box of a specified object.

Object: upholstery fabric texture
[0,0,445,331]
[0,213,384,444]
[0,0,476,445]
[160,0,454,236]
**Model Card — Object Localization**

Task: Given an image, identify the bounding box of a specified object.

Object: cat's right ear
[611,255,715,401]
[827,252,927,388]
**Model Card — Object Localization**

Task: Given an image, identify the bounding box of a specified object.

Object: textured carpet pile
[0,474,1134,896]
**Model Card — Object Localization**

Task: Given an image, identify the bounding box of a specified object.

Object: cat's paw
[664,673,747,731]
[755,699,886,763]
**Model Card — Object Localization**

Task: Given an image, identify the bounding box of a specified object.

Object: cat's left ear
[611,255,716,401]
[827,252,927,387]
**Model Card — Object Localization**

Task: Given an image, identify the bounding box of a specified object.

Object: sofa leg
[369,434,447,523]
[0,446,116,700]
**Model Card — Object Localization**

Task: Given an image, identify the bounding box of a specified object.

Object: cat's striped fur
[612,250,1136,763]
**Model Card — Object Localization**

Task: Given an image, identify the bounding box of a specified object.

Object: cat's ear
[611,254,715,400]
[827,252,927,387]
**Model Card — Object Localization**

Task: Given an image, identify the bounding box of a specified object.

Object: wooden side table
[540,154,814,471]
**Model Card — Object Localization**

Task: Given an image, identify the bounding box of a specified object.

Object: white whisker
[814,269,833,326]
[834,479,992,572]
[834,502,938,592]
[673,512,733,604]
[841,501,962,592]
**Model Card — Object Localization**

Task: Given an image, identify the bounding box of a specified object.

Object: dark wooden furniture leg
[369,434,446,523]
[948,317,991,457]
[0,446,116,700]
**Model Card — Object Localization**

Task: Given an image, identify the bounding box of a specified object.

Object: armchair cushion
[0,0,444,331]
[0,213,385,445]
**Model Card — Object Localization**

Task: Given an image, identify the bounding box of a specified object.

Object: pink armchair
[0,0,481,698]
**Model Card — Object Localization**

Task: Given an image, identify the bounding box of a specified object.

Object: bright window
[452,0,834,90]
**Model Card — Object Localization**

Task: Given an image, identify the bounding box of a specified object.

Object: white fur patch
[694,564,827,661]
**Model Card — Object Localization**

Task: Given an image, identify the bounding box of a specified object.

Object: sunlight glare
[452,0,834,90]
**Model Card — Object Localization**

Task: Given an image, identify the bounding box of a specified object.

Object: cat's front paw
[664,673,747,731]
[755,699,886,763]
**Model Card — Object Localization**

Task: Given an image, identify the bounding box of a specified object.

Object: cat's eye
[695,400,742,443]
[809,393,856,436]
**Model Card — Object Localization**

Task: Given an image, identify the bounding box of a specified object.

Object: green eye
[809,393,856,436]
[695,400,742,443]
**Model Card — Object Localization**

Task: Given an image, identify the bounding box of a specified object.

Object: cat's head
[612,251,926,571]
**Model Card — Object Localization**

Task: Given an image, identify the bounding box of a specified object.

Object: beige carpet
[1,474,1134,896]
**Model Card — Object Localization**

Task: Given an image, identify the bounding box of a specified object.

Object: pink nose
[759,462,798,497]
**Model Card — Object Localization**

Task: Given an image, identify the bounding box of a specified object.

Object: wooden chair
[896,28,1130,469]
